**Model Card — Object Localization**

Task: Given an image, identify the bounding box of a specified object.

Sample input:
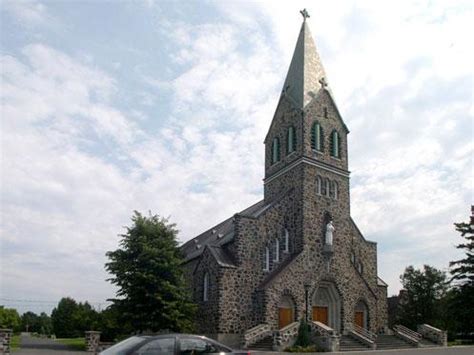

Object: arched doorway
[354,300,368,329]
[311,282,341,332]
[278,295,295,329]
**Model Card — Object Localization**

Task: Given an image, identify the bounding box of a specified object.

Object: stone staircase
[339,335,371,352]
[419,337,440,348]
[248,335,273,351]
[375,334,415,350]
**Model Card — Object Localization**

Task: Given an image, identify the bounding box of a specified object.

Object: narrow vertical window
[274,238,280,262]
[203,272,209,301]
[331,131,341,158]
[287,126,296,154]
[311,122,323,151]
[284,229,289,253]
[272,137,281,164]
[321,177,327,196]
[264,247,270,271]
[325,179,330,197]
[323,107,328,118]
[316,176,322,195]
[333,181,338,200]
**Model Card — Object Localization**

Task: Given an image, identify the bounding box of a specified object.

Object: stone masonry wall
[191,248,222,335]
[377,285,388,333]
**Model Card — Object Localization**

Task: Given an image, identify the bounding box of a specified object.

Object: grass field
[11,335,21,349]
[55,337,86,351]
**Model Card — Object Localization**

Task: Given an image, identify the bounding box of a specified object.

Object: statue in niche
[325,221,335,245]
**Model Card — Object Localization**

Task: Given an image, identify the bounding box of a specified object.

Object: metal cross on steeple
[300,8,310,22]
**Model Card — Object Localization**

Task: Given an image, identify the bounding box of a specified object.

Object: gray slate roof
[282,20,327,109]
[180,200,265,263]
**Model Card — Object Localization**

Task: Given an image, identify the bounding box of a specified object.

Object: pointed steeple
[282,12,327,109]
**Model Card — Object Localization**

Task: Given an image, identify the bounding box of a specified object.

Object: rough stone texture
[0,329,12,355]
[377,284,389,333]
[418,324,448,346]
[85,331,101,353]
[180,19,388,348]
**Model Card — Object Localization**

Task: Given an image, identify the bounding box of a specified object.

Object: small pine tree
[294,318,311,347]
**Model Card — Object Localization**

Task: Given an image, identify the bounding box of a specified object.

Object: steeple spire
[282,11,327,109]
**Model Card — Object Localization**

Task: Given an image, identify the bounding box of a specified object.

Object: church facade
[181,16,388,349]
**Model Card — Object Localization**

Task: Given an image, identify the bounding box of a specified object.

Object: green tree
[398,265,448,329]
[105,211,196,333]
[0,306,21,331]
[294,318,311,347]
[38,312,53,335]
[448,214,474,336]
[21,311,40,333]
[51,297,79,337]
[73,302,99,334]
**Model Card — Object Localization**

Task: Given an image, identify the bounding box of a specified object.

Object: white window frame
[272,137,280,164]
[333,181,338,200]
[274,238,280,262]
[284,229,289,253]
[287,126,295,154]
[203,272,209,302]
[332,131,340,157]
[264,247,270,271]
[316,176,322,195]
[315,123,321,151]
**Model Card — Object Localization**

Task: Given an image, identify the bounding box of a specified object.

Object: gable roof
[180,200,265,263]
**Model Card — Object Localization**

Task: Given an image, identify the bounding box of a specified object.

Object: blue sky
[1,0,472,315]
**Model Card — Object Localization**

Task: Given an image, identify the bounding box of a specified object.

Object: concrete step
[376,335,416,349]
[249,336,273,351]
[340,335,371,352]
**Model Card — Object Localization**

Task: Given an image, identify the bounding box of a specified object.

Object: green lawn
[11,335,21,350]
[55,337,86,351]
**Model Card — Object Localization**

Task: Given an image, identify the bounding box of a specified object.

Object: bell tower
[263,10,350,207]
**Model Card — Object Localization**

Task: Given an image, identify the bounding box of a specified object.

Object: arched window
[316,176,322,195]
[357,261,363,274]
[264,247,270,271]
[272,137,281,164]
[350,251,356,264]
[274,238,280,262]
[330,130,341,158]
[325,178,331,197]
[287,126,296,154]
[311,122,323,152]
[333,181,338,200]
[284,229,289,253]
[203,272,209,302]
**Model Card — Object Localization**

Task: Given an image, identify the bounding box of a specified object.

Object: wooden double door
[312,306,328,325]
[278,307,294,329]
[354,311,364,328]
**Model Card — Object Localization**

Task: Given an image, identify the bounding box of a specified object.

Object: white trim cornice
[264,156,350,184]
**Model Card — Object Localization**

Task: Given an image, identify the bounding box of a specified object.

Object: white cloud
[1,1,472,311]
[2,0,52,27]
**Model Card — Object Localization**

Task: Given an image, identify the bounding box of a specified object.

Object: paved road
[254,347,474,355]
[15,335,85,355]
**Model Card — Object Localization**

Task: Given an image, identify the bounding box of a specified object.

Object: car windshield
[100,336,147,355]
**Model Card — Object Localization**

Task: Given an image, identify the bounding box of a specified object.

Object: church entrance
[311,282,341,332]
[354,300,368,329]
[312,306,328,325]
[278,295,295,329]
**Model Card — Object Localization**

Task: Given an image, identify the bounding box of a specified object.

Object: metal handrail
[394,324,422,340]
[352,323,377,341]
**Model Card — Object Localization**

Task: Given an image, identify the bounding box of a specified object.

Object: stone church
[181,13,388,351]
